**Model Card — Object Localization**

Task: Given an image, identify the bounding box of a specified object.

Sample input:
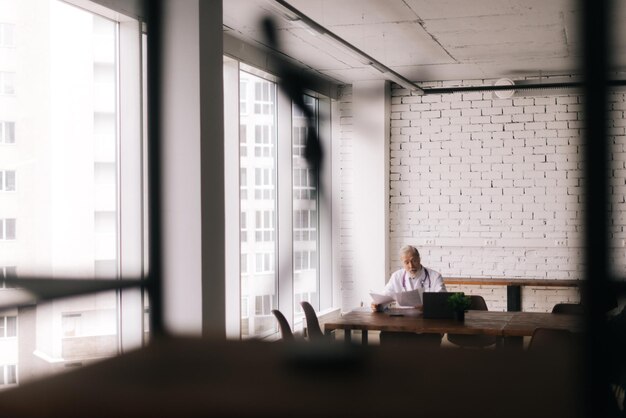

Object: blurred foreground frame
[0,0,623,417]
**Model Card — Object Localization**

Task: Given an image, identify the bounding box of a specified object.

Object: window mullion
[276,88,294,329]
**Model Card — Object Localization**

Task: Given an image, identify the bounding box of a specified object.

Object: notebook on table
[422,292,455,319]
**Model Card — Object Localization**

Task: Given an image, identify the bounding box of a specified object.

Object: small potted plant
[447,292,472,321]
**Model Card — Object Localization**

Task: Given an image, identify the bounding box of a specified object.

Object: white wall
[337,79,626,312]
[344,81,390,309]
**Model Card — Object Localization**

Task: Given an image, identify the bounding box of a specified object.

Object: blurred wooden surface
[324,311,583,337]
[0,338,584,418]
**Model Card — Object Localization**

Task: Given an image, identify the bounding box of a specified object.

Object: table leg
[503,336,524,349]
[507,285,522,311]
[361,330,368,345]
[344,329,352,344]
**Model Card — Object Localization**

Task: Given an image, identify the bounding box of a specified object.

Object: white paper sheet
[395,289,422,307]
[369,292,394,305]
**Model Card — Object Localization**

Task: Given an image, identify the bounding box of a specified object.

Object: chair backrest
[468,295,488,311]
[552,303,585,315]
[447,294,495,348]
[528,328,573,353]
[300,301,324,340]
[271,309,294,340]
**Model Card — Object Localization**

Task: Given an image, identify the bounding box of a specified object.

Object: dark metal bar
[273,0,422,93]
[581,0,612,416]
[421,79,626,95]
[506,285,521,312]
[145,0,165,338]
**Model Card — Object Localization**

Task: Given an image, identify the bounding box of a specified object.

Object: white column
[160,0,224,336]
[352,80,390,307]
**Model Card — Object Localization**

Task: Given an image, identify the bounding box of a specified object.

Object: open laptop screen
[422,292,455,319]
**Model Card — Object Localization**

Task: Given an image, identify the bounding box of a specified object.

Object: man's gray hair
[400,245,420,258]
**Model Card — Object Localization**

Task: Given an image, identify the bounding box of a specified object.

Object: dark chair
[527,328,573,353]
[447,295,497,348]
[300,301,325,340]
[552,303,585,315]
[271,309,294,341]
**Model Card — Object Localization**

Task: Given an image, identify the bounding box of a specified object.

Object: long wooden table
[324,310,584,347]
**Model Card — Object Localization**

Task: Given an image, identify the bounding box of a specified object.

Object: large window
[239,71,277,338]
[293,95,320,317]
[224,56,331,339]
[0,0,146,388]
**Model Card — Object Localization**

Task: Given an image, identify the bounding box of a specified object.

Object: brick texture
[338,79,626,312]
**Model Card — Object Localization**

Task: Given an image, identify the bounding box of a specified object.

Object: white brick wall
[337,86,357,309]
[337,79,626,312]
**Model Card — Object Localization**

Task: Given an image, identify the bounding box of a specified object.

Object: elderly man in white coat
[372,245,446,311]
[372,245,447,347]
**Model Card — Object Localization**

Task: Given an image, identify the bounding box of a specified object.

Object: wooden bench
[444,278,581,312]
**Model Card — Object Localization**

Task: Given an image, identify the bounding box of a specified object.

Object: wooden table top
[324,310,583,337]
[502,312,585,336]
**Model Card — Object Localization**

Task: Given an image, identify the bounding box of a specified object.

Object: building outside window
[239,71,277,338]
[0,23,14,47]
[0,0,146,388]
[0,266,17,288]
[0,218,16,240]
[225,58,331,340]
[0,170,16,191]
[0,122,14,144]
[0,365,17,385]
[292,95,319,316]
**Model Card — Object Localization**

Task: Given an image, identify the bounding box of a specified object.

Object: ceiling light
[494,78,515,98]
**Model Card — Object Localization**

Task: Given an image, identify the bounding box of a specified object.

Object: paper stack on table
[369,289,422,308]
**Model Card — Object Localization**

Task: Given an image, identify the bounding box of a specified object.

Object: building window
[0,170,16,191]
[240,211,247,243]
[61,313,82,337]
[239,124,247,157]
[254,210,275,242]
[0,365,17,385]
[239,70,277,338]
[228,65,329,340]
[0,72,15,95]
[0,122,15,144]
[0,266,17,288]
[254,252,274,273]
[0,218,16,240]
[254,125,273,157]
[240,167,247,200]
[0,23,14,47]
[293,95,320,318]
[0,316,17,338]
[0,0,147,386]
[254,167,275,200]
[254,82,274,114]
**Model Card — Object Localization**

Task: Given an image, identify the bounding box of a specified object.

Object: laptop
[422,292,455,319]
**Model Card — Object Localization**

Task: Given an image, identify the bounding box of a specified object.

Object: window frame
[223,58,333,339]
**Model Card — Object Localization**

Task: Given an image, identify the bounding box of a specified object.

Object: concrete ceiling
[223,0,626,85]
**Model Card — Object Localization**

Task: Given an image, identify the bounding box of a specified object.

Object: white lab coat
[383,267,446,298]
